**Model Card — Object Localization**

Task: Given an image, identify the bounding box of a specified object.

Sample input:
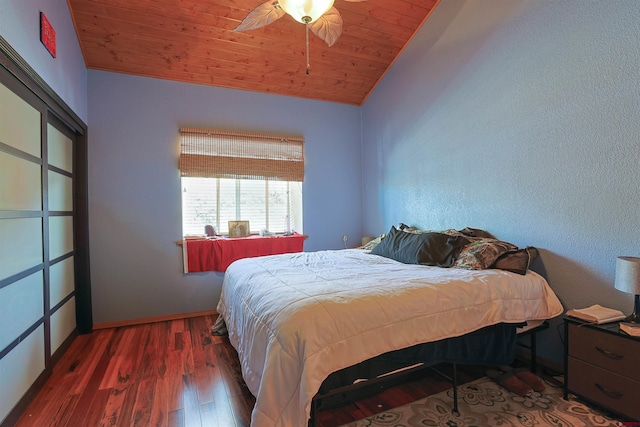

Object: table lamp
[614,256,640,323]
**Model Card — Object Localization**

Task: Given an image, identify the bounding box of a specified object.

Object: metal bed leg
[451,363,459,416]
[429,364,460,416]
[530,332,538,373]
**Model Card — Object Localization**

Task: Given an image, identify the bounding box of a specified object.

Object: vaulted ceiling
[67,0,438,105]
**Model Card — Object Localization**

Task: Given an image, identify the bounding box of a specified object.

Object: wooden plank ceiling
[67,0,439,105]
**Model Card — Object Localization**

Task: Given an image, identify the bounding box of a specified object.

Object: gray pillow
[370,226,469,267]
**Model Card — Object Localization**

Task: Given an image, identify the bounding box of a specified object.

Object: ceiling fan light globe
[278,0,335,23]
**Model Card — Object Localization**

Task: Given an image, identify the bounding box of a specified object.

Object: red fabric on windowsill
[184,234,306,273]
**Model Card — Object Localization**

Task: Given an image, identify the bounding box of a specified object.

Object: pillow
[404,228,435,234]
[492,246,539,275]
[370,226,469,267]
[359,235,384,251]
[457,227,497,239]
[453,238,518,270]
[398,223,433,234]
[442,227,497,240]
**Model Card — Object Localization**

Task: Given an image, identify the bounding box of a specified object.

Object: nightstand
[564,317,640,421]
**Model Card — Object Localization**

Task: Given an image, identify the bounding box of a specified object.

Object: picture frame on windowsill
[228,220,250,238]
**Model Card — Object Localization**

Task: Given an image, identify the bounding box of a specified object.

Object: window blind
[179,128,304,182]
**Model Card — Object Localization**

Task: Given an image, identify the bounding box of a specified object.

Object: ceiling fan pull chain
[305,20,310,76]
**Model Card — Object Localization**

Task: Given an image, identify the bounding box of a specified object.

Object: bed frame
[308,321,549,426]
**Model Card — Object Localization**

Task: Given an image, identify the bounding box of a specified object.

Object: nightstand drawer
[568,323,640,381]
[568,357,640,420]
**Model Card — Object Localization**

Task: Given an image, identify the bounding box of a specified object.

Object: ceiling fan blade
[234,0,286,32]
[309,7,343,47]
[343,0,367,2]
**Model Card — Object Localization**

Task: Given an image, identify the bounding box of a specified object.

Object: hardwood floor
[14,315,482,427]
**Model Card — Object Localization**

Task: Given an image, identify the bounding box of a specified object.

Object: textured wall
[87,71,362,323]
[0,0,87,121]
[362,0,640,364]
[6,0,640,357]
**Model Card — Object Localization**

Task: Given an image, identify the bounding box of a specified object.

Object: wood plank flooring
[14,315,482,427]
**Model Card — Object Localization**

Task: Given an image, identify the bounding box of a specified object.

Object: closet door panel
[50,297,75,353]
[0,325,45,422]
[0,272,43,351]
[0,217,43,281]
[0,83,40,157]
[0,152,41,210]
[47,123,72,173]
[50,256,74,308]
[48,171,73,212]
[49,216,73,259]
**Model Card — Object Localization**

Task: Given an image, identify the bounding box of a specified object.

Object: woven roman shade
[179,128,304,182]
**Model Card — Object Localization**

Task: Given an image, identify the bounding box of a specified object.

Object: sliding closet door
[0,42,90,426]
[47,119,77,355]
[0,77,46,424]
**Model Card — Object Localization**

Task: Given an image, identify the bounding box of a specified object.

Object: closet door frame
[0,36,91,427]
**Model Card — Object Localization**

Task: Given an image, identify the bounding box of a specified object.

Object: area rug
[339,377,622,427]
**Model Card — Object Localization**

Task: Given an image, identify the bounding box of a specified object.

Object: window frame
[181,174,303,236]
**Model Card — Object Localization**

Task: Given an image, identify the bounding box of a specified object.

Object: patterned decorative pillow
[359,235,384,250]
[441,229,466,237]
[453,238,518,270]
[404,228,436,234]
[399,223,434,234]
[492,246,539,275]
[457,227,497,239]
[442,228,496,240]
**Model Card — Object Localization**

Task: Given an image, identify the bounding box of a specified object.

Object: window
[181,177,302,235]
[179,128,304,236]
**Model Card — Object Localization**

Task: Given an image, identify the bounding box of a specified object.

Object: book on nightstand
[566,304,626,324]
[619,322,640,336]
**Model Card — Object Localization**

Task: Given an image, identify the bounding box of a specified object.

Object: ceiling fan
[234,0,367,74]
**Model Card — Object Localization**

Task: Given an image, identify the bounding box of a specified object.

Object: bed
[214,227,564,427]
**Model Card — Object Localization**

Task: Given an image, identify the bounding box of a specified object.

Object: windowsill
[181,233,307,273]
[176,233,306,247]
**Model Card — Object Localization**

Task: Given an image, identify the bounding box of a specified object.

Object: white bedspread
[217,249,563,427]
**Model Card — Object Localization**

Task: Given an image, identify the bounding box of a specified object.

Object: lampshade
[615,256,640,323]
[278,0,335,23]
[614,256,640,294]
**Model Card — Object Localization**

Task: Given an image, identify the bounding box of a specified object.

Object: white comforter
[217,249,563,427]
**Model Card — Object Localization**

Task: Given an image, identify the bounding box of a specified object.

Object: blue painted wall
[362,0,640,364]
[87,71,362,323]
[1,1,362,325]
[0,0,87,121]
[5,0,640,367]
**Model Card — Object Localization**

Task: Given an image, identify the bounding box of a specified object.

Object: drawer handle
[595,383,624,399]
[595,346,624,360]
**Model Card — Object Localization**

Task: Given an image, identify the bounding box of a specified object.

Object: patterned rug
[339,377,623,427]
